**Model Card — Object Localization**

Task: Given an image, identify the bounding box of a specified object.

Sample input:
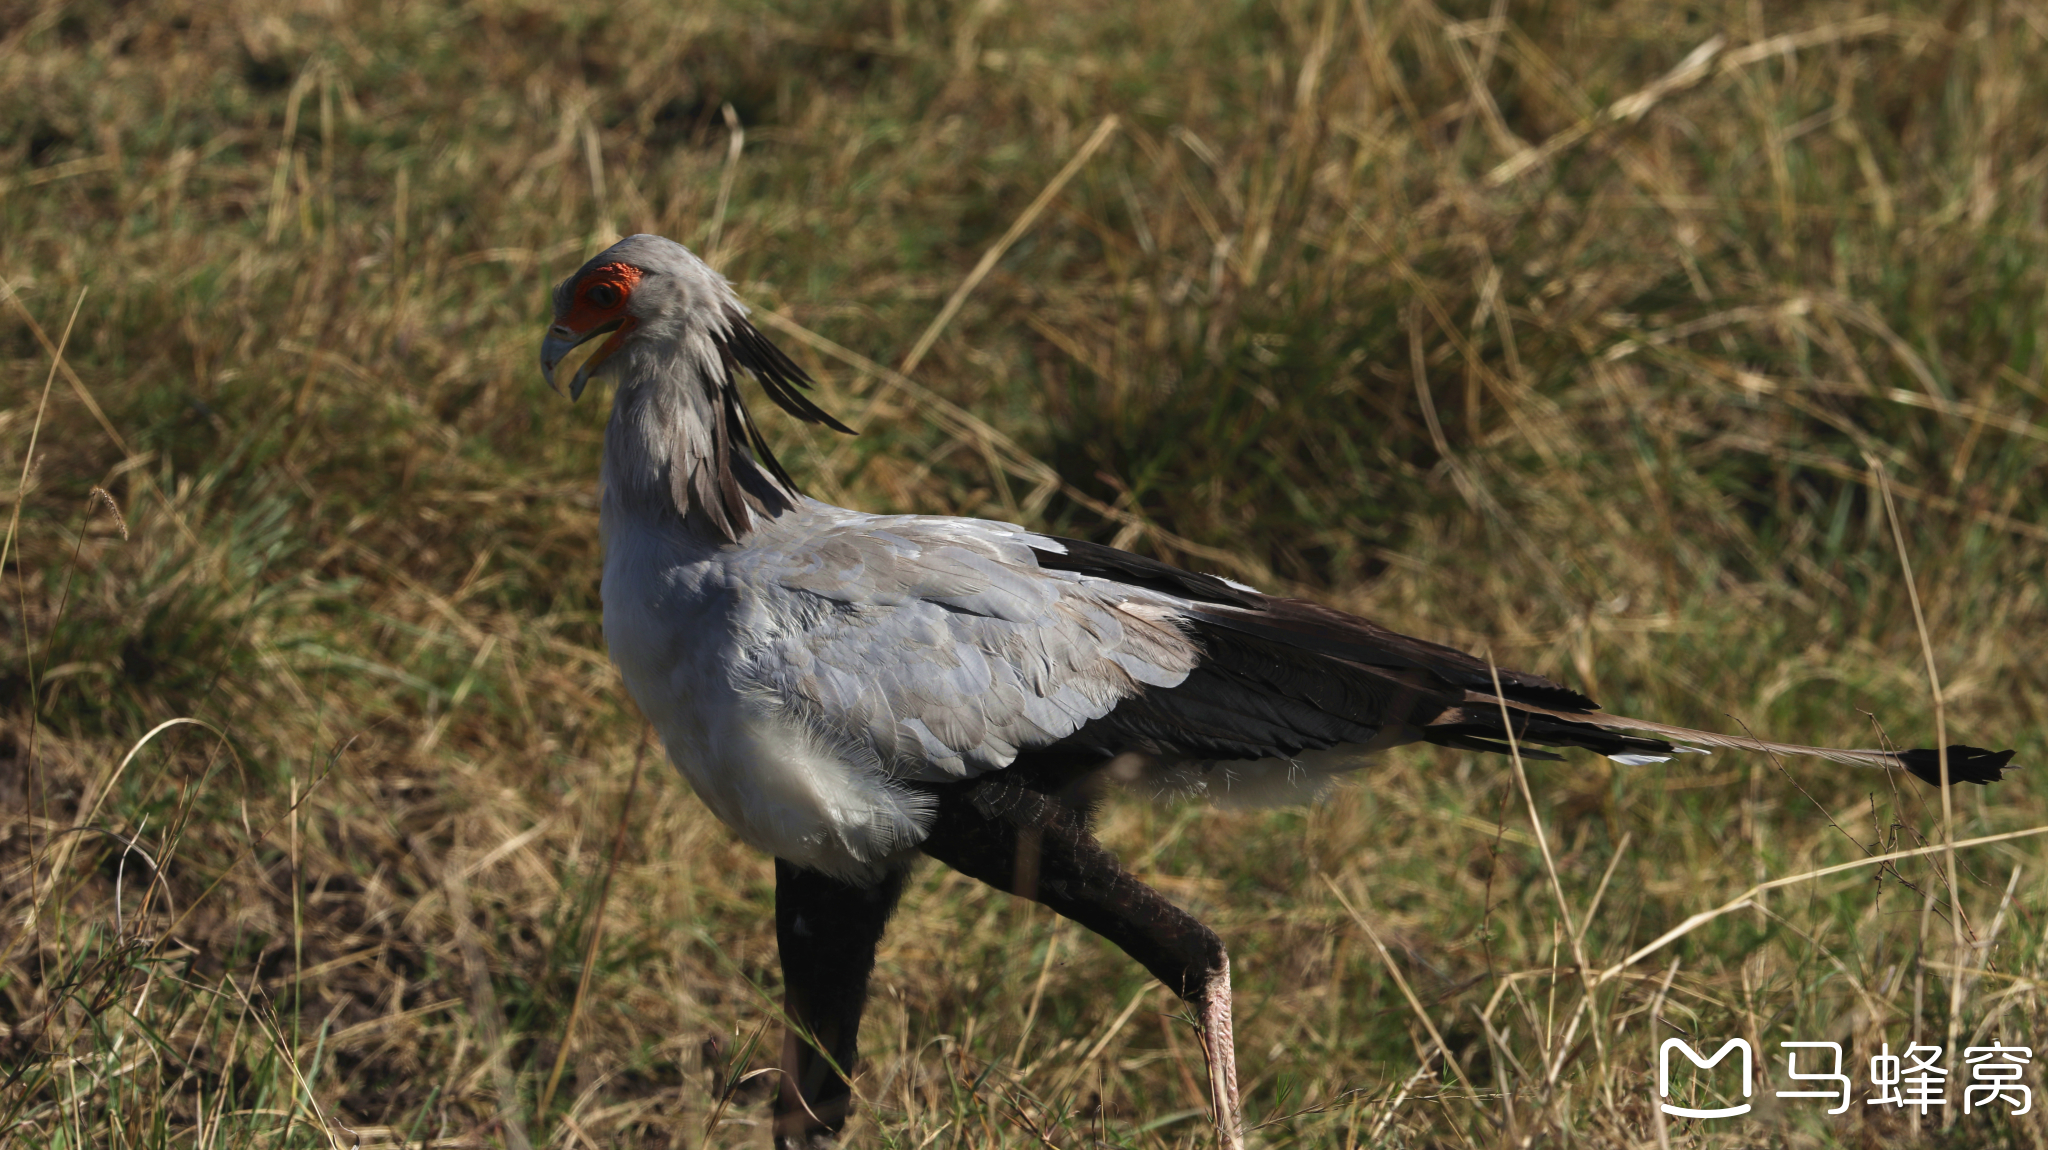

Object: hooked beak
[539,317,629,401]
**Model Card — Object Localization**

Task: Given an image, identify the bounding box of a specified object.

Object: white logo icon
[1659,1038,1754,1118]
[1654,1036,2034,1119]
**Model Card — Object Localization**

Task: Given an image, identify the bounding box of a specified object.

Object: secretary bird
[539,234,2012,1149]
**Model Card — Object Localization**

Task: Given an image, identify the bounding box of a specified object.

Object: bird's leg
[771,859,908,1150]
[1194,952,1242,1147]
[917,775,1246,1150]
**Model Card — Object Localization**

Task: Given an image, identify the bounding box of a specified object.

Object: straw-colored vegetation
[5,0,2048,1145]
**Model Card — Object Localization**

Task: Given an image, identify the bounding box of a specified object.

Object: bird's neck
[601,336,800,542]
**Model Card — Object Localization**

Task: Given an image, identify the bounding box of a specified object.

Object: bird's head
[539,234,735,401]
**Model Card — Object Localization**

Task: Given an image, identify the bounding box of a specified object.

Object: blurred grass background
[4,0,2048,1145]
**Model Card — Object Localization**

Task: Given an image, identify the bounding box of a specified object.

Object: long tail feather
[1470,693,2015,786]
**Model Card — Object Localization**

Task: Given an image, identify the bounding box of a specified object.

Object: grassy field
[5,0,2048,1145]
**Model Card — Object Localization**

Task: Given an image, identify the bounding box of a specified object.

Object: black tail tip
[1899,745,2017,787]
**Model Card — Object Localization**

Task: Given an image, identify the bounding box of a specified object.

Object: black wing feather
[1031,537,1260,608]
[1030,538,2007,787]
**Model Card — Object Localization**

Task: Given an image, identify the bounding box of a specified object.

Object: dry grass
[5,0,2048,1145]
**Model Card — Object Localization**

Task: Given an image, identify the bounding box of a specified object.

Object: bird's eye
[587,282,622,309]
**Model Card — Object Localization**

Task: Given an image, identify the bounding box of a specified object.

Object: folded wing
[734,513,2013,790]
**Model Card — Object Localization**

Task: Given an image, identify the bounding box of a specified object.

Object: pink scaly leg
[1195,956,1246,1150]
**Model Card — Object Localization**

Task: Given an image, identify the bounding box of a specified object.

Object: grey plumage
[734,513,1200,782]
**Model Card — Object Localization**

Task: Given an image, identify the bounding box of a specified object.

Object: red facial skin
[561,262,644,368]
